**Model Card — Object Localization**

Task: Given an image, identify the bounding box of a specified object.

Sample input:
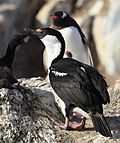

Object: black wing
[82,64,110,104]
[49,59,103,113]
[75,25,109,104]
[49,71,90,112]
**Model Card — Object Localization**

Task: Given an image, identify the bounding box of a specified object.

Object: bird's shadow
[82,116,120,139]
[106,116,120,139]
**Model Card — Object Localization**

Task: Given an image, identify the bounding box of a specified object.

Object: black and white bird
[24,27,112,137]
[50,11,93,67]
[0,33,29,89]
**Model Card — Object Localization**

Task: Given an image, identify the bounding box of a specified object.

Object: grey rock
[93,0,120,74]
[0,77,120,142]
[0,78,64,143]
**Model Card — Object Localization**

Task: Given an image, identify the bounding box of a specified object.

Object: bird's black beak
[23,28,45,39]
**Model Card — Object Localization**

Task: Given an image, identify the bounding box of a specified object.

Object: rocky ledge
[0,77,120,143]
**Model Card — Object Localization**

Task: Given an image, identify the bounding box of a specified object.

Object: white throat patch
[41,35,62,68]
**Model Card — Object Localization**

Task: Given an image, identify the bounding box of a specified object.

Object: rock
[0,77,64,143]
[0,77,120,142]
[93,0,120,75]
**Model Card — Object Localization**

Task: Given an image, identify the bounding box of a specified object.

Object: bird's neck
[1,43,17,66]
[42,35,65,68]
[51,38,65,65]
[46,42,65,68]
[51,48,64,65]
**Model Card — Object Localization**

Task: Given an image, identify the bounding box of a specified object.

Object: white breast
[58,26,90,65]
[42,35,61,69]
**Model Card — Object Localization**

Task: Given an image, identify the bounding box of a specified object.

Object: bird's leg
[59,117,69,129]
[55,104,70,130]
[53,104,86,130]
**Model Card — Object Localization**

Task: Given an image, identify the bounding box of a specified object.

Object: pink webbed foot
[55,116,86,130]
[58,117,69,129]
[68,117,86,130]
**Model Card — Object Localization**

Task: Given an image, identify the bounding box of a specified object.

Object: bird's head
[24,27,65,66]
[24,27,65,49]
[50,11,72,28]
[36,28,62,41]
[9,33,30,47]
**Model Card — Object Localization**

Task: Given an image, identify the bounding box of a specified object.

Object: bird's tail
[91,112,112,137]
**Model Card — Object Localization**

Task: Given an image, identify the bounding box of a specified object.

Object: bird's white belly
[59,27,89,64]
